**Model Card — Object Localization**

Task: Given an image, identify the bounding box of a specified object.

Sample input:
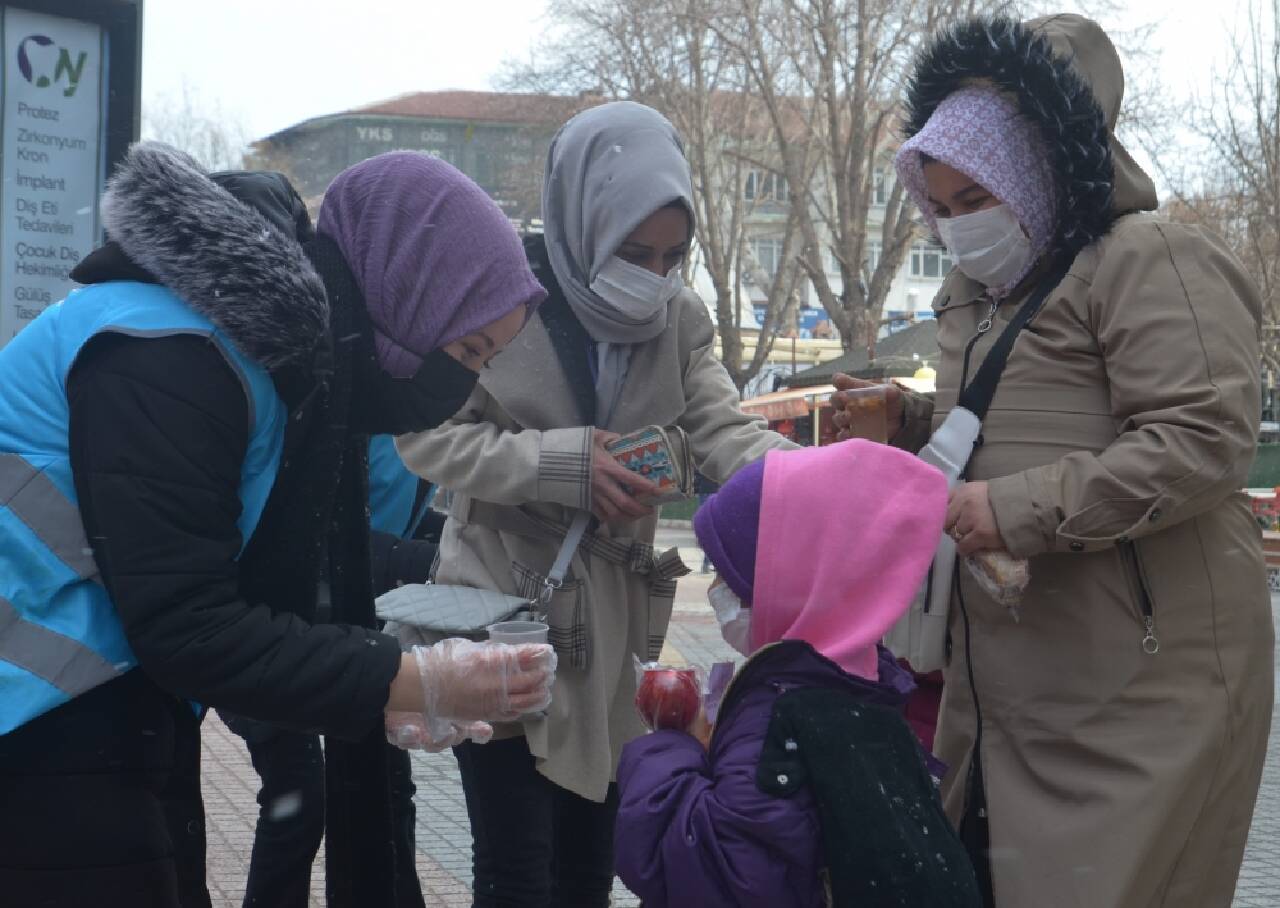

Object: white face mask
[708,581,752,656]
[589,256,683,321]
[935,204,1033,289]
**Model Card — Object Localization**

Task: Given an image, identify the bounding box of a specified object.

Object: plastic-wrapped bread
[964,550,1031,616]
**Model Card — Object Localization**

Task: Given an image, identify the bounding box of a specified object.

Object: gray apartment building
[251,89,949,357]
[250,90,594,222]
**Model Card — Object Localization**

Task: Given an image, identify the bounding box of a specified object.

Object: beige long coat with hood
[397,237,792,802]
[894,15,1274,907]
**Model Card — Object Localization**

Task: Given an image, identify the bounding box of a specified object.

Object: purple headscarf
[895,85,1058,295]
[317,152,547,379]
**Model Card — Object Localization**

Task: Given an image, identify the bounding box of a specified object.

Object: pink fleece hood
[750,440,948,679]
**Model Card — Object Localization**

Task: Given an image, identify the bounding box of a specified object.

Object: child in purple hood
[615,440,980,907]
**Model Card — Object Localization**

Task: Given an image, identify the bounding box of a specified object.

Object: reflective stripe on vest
[0,595,120,697]
[0,282,285,734]
[0,454,100,582]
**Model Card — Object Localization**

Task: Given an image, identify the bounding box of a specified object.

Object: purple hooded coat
[615,642,913,907]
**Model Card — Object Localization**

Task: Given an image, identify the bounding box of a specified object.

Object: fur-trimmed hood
[902,14,1158,253]
[88,142,329,370]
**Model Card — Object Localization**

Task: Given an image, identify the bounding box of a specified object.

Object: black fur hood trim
[100,142,328,369]
[902,16,1114,253]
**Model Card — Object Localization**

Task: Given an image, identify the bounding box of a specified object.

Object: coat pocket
[511,560,589,671]
[1119,541,1160,655]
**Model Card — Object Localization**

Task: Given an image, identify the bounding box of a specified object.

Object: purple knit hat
[317,152,547,379]
[693,459,765,605]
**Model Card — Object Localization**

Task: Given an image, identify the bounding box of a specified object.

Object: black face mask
[353,347,480,436]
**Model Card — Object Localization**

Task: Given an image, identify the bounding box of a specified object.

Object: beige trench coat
[898,212,1274,906]
[397,288,792,801]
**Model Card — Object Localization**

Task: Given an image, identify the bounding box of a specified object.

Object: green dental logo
[17,34,88,98]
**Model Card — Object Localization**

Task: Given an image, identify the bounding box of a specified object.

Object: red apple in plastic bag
[635,667,701,731]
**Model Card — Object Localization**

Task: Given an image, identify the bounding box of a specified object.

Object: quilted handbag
[376,583,531,644]
[375,512,592,644]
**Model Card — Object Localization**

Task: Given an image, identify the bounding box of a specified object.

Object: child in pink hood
[615,440,980,908]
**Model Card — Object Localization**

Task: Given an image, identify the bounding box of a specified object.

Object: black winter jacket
[61,144,451,908]
[66,151,402,740]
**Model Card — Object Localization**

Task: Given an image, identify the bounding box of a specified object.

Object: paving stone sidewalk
[201,529,1280,906]
[1231,593,1280,907]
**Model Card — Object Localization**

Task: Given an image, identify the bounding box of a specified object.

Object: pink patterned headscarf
[895,85,1057,295]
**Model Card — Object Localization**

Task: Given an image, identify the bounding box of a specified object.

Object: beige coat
[891,15,1274,908]
[397,287,792,801]
[897,162,1274,908]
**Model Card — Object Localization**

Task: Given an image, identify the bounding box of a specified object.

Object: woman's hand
[830,373,905,442]
[591,429,660,522]
[385,712,494,752]
[385,640,558,722]
[946,482,1006,555]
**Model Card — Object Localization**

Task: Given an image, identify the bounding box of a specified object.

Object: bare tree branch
[143,81,249,172]
[1160,0,1280,374]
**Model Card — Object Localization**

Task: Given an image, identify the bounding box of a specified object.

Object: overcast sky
[141,0,553,139]
[139,0,1248,143]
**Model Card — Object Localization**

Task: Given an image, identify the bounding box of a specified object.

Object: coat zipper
[1121,541,1160,654]
[958,296,1001,392]
[975,296,999,337]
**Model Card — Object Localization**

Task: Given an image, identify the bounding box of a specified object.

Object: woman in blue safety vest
[0,144,555,908]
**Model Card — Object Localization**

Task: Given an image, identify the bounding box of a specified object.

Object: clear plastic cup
[842,384,889,443]
[487,620,550,645]
[489,620,553,718]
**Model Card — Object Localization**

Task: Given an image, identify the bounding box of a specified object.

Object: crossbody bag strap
[956,256,1073,421]
[537,511,592,606]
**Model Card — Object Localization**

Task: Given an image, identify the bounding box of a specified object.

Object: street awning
[741,385,835,420]
[742,375,936,422]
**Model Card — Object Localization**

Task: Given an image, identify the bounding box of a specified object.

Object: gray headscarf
[542,102,696,423]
